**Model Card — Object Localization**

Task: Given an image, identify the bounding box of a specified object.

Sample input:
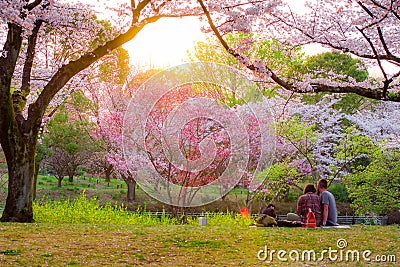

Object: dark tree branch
[357,1,375,17]
[197,0,292,90]
[199,0,400,102]
[377,27,391,56]
[221,0,267,10]
[0,24,24,155]
[356,26,387,81]
[270,12,400,64]
[24,12,194,134]
[309,83,381,98]
[24,0,43,11]
[13,20,43,126]
[154,0,171,13]
[132,0,153,23]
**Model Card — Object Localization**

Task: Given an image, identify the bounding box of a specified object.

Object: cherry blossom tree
[198,0,400,102]
[134,83,272,213]
[94,111,144,202]
[0,0,199,222]
[345,101,400,148]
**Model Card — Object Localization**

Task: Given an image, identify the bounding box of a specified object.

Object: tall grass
[34,193,177,225]
[199,211,254,226]
[33,192,253,226]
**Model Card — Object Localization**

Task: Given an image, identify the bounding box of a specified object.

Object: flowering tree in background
[94,111,145,202]
[87,50,157,202]
[346,101,400,148]
[337,102,400,215]
[140,84,230,208]
[132,83,272,213]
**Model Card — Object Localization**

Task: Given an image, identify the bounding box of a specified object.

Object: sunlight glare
[124,17,207,69]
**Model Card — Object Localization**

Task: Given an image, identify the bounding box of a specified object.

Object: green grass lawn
[0,224,398,266]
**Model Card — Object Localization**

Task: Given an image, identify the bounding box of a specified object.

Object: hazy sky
[123,16,206,69]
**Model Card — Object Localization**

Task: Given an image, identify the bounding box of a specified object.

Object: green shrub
[329,182,349,202]
[287,188,302,202]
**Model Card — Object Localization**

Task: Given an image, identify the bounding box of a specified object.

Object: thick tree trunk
[126,180,136,202]
[57,176,63,188]
[0,137,37,222]
[68,174,74,183]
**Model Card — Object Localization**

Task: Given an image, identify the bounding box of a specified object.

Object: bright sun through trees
[124,17,206,68]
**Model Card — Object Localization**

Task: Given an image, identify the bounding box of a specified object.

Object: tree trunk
[126,180,136,202]
[57,176,63,188]
[245,191,254,215]
[0,137,37,222]
[104,164,113,183]
[68,174,74,183]
[170,206,188,224]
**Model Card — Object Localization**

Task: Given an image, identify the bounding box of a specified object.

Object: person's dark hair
[318,178,328,189]
[267,203,275,209]
[304,184,316,194]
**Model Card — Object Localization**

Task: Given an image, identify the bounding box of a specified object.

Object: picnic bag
[306,208,316,228]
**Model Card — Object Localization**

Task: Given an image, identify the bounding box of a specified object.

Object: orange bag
[306,208,316,228]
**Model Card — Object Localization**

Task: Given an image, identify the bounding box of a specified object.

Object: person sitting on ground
[317,178,339,226]
[253,203,277,227]
[254,203,303,227]
[261,203,277,219]
[296,184,322,226]
[254,213,277,227]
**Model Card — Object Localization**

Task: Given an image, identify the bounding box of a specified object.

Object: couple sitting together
[256,178,338,227]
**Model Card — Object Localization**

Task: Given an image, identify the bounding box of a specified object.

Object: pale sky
[73,0,208,69]
[123,1,310,69]
[123,16,207,69]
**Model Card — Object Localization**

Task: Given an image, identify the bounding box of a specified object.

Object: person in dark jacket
[261,203,276,219]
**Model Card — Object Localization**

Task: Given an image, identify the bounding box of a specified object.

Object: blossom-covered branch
[198,0,400,102]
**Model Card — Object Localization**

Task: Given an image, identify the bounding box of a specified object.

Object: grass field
[0,223,398,266]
